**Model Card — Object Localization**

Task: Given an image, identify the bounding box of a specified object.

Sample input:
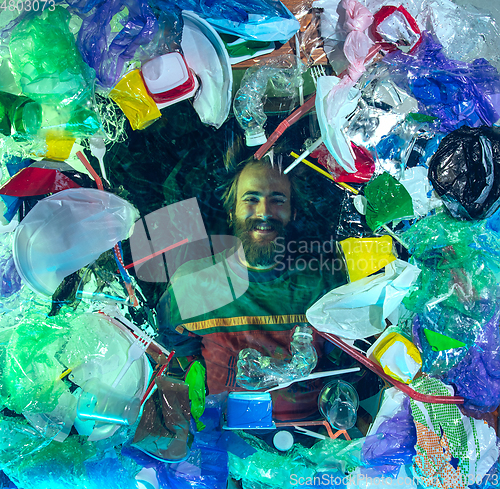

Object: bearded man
[156,155,347,421]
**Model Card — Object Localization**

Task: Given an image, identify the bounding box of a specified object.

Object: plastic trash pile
[1,0,500,488]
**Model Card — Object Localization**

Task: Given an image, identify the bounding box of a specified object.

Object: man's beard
[232,217,286,268]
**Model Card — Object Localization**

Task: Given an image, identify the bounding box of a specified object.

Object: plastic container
[141,52,198,108]
[226,392,274,429]
[318,380,359,430]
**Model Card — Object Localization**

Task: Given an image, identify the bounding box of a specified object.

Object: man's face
[232,163,292,268]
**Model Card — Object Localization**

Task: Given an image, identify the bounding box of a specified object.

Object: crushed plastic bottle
[233,55,304,146]
[236,325,317,390]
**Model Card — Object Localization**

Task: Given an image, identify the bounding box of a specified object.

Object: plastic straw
[317,330,465,405]
[284,136,324,174]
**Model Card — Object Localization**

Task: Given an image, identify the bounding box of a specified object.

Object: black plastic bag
[428,125,500,220]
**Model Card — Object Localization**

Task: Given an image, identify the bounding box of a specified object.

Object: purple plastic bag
[383,32,500,133]
[445,307,500,414]
[362,398,417,477]
[77,0,158,88]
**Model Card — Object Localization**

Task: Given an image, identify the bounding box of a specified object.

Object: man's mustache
[244,218,285,234]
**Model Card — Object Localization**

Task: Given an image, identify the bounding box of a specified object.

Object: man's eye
[244,198,258,203]
[273,200,286,205]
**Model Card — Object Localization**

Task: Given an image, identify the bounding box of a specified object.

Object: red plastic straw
[76,151,104,191]
[140,350,175,405]
[317,330,465,405]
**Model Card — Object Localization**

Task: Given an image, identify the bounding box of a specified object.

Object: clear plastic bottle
[233,55,304,147]
[236,325,318,390]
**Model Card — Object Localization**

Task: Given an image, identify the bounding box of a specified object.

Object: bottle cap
[273,430,294,451]
[245,130,267,146]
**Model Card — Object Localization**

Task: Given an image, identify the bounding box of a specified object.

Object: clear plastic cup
[76,378,140,426]
[318,380,359,430]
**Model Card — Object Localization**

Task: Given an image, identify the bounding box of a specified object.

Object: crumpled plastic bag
[132,376,192,462]
[77,0,158,88]
[383,32,500,133]
[150,0,299,42]
[13,188,139,297]
[362,391,417,477]
[445,306,500,414]
[306,259,421,340]
[428,125,500,220]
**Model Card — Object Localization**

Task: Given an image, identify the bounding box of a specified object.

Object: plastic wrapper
[236,325,317,390]
[233,55,304,146]
[409,376,499,489]
[382,32,500,133]
[185,360,206,431]
[310,142,375,184]
[9,8,99,139]
[150,0,299,42]
[428,125,500,220]
[77,0,158,89]
[444,306,500,414]
[132,376,192,463]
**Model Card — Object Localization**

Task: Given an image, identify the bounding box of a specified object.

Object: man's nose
[256,199,272,220]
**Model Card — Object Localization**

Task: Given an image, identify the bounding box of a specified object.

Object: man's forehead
[236,164,291,197]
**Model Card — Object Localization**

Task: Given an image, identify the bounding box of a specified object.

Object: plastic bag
[362,396,417,476]
[409,376,499,489]
[236,325,317,390]
[77,0,158,88]
[150,0,299,42]
[9,7,99,138]
[132,376,192,463]
[383,32,500,133]
[306,259,420,340]
[445,306,500,414]
[12,188,139,297]
[363,172,414,231]
[428,125,500,220]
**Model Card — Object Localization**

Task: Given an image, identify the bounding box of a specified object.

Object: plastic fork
[111,335,150,389]
[89,136,109,186]
[310,64,326,87]
[265,367,360,392]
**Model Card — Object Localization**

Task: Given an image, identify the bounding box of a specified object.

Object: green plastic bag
[364,172,414,231]
[9,7,100,138]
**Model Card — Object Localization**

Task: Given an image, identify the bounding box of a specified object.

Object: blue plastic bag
[150,0,299,42]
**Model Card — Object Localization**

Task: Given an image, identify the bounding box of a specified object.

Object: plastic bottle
[0,91,42,136]
[236,325,318,390]
[233,55,304,146]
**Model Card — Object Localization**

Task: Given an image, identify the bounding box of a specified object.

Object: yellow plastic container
[340,235,396,282]
[369,331,422,384]
[110,70,161,131]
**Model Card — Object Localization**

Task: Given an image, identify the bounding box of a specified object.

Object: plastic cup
[77,378,141,426]
[318,380,359,430]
